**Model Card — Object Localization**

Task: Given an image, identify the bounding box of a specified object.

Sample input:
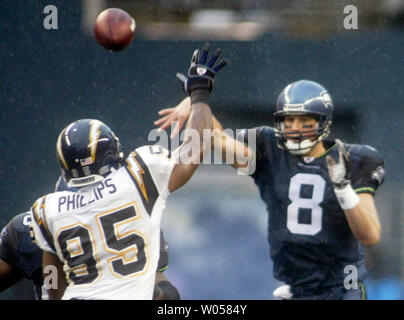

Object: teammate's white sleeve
[29,196,55,253]
[132,145,175,194]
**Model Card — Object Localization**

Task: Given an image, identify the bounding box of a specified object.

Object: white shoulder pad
[129,145,174,194]
[30,196,55,253]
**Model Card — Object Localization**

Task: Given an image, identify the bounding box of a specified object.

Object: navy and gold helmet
[56,119,123,188]
[274,80,333,154]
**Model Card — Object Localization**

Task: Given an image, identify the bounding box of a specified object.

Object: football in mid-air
[94,8,135,51]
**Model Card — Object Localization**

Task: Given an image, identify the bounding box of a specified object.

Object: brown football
[94,8,135,51]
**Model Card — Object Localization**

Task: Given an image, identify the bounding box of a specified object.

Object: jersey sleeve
[348,144,385,195]
[30,196,56,253]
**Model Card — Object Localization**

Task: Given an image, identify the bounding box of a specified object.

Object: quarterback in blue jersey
[155,79,385,300]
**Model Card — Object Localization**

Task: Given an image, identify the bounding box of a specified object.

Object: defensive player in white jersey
[30,43,227,300]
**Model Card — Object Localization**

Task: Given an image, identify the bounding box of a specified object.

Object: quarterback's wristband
[334,184,360,210]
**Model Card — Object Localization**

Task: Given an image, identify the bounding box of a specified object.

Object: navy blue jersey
[243,126,384,296]
[0,212,43,299]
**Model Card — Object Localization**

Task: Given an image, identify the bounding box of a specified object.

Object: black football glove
[176,42,227,104]
[326,139,352,189]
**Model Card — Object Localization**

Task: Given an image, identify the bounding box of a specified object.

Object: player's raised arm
[211,115,255,172]
[155,98,254,173]
[156,108,255,172]
[167,43,227,192]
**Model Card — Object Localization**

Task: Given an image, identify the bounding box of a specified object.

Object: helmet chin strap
[285,138,318,155]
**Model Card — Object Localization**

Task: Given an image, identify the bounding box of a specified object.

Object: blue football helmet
[274,80,333,155]
[56,119,124,188]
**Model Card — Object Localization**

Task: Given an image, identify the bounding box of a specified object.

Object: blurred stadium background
[0,0,403,299]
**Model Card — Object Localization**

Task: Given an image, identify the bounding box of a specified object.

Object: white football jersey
[30,145,174,300]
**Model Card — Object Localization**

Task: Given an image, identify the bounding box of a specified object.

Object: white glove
[326,139,359,210]
[326,139,350,189]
